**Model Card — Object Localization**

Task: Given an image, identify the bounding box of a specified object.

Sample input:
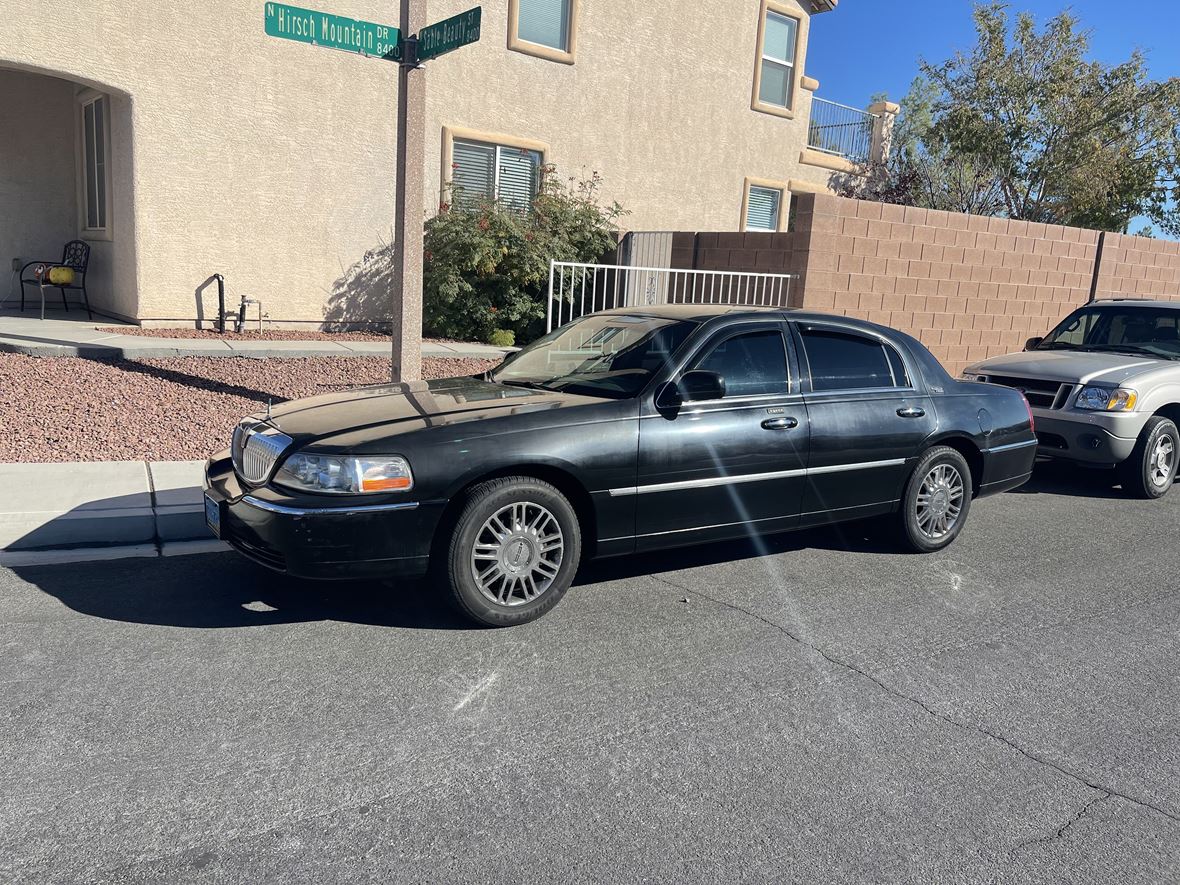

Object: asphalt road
[2,462,1178,883]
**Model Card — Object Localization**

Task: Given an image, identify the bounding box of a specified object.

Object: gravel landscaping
[0,354,499,462]
[96,327,465,344]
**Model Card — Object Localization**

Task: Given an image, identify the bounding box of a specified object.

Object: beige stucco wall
[425,0,833,233]
[1,0,846,325]
[0,70,77,301]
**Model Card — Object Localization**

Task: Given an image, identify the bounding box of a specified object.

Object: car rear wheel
[1118,416,1179,499]
[440,476,582,627]
[899,446,972,553]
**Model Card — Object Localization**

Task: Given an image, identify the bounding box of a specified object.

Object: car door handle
[761,416,798,430]
[896,407,926,418]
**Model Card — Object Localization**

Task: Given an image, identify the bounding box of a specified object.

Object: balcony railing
[807,98,877,166]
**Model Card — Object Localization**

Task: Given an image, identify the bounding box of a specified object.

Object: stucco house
[0,0,892,328]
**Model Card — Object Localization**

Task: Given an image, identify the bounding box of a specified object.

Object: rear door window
[800,327,909,392]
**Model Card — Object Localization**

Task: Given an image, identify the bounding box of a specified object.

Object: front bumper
[1031,410,1144,465]
[204,455,443,580]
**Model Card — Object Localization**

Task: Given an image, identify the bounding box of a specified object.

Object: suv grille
[981,374,1076,410]
[232,420,293,484]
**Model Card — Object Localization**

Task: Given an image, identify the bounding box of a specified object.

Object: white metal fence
[546,261,800,332]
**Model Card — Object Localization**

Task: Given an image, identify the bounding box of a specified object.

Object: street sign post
[263,3,483,381]
[417,7,482,61]
[264,2,400,59]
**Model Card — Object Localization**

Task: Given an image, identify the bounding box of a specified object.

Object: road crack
[652,573,1180,827]
[1014,791,1110,852]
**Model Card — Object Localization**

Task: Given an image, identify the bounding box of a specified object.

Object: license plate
[204,493,221,538]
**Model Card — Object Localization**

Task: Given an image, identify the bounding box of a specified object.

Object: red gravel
[0,354,498,463]
[96,326,467,344]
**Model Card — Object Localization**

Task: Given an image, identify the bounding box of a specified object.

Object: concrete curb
[0,460,211,553]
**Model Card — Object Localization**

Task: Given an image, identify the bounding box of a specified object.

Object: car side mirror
[679,370,726,402]
[1024,336,1043,352]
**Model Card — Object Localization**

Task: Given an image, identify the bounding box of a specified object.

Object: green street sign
[264,2,401,60]
[418,7,482,61]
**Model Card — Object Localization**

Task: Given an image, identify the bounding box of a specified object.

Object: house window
[509,0,577,64]
[745,185,783,231]
[753,4,800,117]
[80,95,109,232]
[451,138,544,211]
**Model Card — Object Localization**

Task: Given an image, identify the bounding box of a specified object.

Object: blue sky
[807,0,1180,108]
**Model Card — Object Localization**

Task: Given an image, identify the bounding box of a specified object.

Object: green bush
[488,329,516,348]
[423,168,625,345]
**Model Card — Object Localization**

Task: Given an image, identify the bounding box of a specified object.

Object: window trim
[751,0,804,120]
[794,322,918,396]
[678,324,795,404]
[741,177,791,232]
[508,0,578,65]
[441,125,548,208]
[76,89,113,241]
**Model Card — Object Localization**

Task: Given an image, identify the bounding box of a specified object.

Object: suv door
[792,321,936,524]
[630,320,810,550]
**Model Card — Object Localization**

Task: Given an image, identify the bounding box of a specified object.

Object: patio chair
[20,240,92,319]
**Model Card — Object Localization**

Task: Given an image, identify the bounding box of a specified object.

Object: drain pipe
[214,274,227,333]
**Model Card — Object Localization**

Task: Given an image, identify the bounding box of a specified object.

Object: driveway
[1,462,1177,883]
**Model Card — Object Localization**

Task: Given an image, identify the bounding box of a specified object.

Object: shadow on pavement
[1012,459,1126,499]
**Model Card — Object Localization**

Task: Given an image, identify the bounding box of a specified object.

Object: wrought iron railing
[808,98,877,166]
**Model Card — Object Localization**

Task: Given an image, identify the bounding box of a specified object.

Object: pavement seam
[1012,791,1111,853]
[144,461,163,558]
[648,572,1180,828]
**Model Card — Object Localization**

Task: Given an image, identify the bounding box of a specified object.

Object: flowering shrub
[423,166,625,344]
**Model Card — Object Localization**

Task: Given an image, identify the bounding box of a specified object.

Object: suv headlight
[1075,386,1138,412]
[273,454,413,494]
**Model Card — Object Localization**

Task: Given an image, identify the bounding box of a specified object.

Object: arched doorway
[0,65,137,321]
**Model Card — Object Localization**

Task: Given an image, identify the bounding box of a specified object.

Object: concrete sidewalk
[0,460,224,566]
[0,309,510,360]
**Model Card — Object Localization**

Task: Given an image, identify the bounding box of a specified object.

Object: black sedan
[204,306,1036,626]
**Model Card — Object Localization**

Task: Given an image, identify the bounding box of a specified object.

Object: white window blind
[518,0,570,51]
[758,12,797,109]
[745,186,782,231]
[82,96,108,230]
[451,139,543,211]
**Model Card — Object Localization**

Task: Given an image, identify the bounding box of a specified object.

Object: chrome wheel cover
[915,463,965,540]
[1150,435,1176,487]
[470,502,564,607]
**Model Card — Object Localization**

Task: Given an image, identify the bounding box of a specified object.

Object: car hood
[257,376,601,447]
[967,349,1164,386]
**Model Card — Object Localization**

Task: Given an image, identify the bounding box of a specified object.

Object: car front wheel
[1118,415,1179,499]
[440,476,582,627]
[899,446,973,553]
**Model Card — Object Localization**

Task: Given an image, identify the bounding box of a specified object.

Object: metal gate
[545,260,799,332]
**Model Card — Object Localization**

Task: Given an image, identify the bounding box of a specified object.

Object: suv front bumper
[1032,409,1144,465]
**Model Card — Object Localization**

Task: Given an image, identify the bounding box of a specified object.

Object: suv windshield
[491,314,698,398]
[1037,305,1180,360]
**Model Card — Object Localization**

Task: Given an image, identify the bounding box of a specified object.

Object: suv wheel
[1118,416,1179,499]
[899,446,973,553]
[439,476,582,626]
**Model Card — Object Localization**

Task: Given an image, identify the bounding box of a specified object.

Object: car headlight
[1075,386,1138,412]
[273,454,413,494]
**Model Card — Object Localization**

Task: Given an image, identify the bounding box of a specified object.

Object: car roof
[1089,298,1180,309]
[594,303,885,329]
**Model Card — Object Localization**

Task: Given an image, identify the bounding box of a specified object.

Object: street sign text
[264,2,400,60]
[418,7,482,61]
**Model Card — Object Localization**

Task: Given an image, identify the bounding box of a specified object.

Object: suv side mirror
[1024,336,1043,352]
[679,370,726,402]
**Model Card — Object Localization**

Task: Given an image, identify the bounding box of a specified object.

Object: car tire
[898,446,973,553]
[439,476,582,627]
[1118,416,1179,499]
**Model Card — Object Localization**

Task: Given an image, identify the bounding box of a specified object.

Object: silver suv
[964,299,1180,498]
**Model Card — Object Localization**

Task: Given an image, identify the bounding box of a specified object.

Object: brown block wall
[1095,232,1180,301]
[795,193,1098,376]
[669,231,809,307]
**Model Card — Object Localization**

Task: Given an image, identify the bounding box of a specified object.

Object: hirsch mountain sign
[263,2,401,60]
[417,7,482,61]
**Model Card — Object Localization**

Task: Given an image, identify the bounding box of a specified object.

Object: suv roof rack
[1095,297,1155,302]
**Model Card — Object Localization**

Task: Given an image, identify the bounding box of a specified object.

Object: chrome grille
[981,375,1075,410]
[231,420,292,484]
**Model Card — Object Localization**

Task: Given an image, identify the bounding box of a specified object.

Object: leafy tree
[836,3,1180,235]
[423,168,625,344]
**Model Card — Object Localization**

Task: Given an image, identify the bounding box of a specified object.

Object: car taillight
[1021,392,1035,433]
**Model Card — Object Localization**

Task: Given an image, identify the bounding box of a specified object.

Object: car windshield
[1037,306,1180,360]
[490,314,699,399]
